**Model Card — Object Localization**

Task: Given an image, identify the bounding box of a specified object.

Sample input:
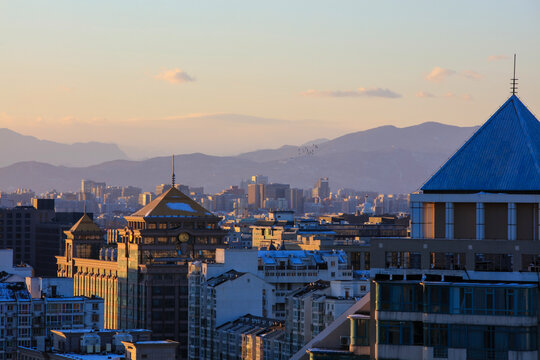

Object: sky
[0,1,539,158]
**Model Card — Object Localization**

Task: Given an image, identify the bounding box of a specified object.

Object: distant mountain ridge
[0,122,479,194]
[0,128,127,167]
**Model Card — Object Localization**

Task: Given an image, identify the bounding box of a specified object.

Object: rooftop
[258,250,347,265]
[422,95,540,192]
[69,214,103,234]
[130,187,214,218]
[206,269,246,287]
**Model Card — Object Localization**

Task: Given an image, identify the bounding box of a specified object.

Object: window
[431,252,465,270]
[386,252,421,269]
[378,321,422,345]
[475,253,512,272]
[521,254,540,271]
[426,286,450,313]
[378,283,423,312]
[157,237,169,244]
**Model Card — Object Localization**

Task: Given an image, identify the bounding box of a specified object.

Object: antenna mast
[171,154,176,187]
[511,54,518,95]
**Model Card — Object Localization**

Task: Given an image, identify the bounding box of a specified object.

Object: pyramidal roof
[69,214,103,233]
[130,186,214,218]
[422,95,540,192]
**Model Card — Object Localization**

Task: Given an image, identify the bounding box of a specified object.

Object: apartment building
[0,279,103,360]
[187,248,354,359]
[285,279,369,355]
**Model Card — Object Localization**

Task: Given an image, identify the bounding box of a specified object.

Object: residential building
[18,328,157,360]
[0,278,103,360]
[285,279,369,355]
[188,248,354,359]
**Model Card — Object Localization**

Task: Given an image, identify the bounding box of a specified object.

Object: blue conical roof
[422,95,540,192]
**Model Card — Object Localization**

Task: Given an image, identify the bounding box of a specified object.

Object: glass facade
[377,282,537,316]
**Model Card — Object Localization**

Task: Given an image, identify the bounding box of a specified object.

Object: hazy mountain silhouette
[0,122,478,194]
[0,128,127,167]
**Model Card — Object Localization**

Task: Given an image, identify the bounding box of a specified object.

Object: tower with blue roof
[367,91,540,360]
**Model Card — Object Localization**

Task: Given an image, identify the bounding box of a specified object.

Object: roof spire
[171,154,176,187]
[511,54,518,95]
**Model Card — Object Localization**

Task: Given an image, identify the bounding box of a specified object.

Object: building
[0,249,33,282]
[0,278,103,360]
[290,188,305,215]
[123,340,179,360]
[365,94,540,359]
[291,294,371,360]
[312,178,330,202]
[188,249,354,359]
[81,180,106,201]
[0,201,65,277]
[57,186,227,359]
[285,279,369,355]
[18,328,158,360]
[248,183,264,210]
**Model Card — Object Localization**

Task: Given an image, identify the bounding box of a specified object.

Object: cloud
[488,55,509,62]
[415,91,435,98]
[300,87,401,99]
[461,70,482,80]
[444,92,472,101]
[154,68,195,84]
[426,67,456,82]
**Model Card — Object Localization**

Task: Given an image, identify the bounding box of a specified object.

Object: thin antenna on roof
[511,54,518,95]
[171,154,176,187]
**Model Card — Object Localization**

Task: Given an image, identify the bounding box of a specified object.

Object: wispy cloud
[426,67,456,82]
[444,92,472,101]
[488,55,509,62]
[300,87,401,99]
[154,68,195,84]
[426,66,482,82]
[415,91,435,98]
[461,70,482,80]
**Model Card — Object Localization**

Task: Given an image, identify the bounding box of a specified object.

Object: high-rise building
[289,188,305,214]
[300,94,540,360]
[312,178,330,201]
[81,179,106,200]
[0,200,68,276]
[57,186,227,359]
[248,183,264,209]
[251,175,269,185]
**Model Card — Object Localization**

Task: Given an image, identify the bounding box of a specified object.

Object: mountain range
[0,128,127,167]
[0,122,478,194]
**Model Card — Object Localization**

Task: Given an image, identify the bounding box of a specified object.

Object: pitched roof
[69,214,103,233]
[130,186,214,218]
[422,95,540,192]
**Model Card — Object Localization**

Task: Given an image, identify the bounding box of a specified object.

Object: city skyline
[1,1,539,157]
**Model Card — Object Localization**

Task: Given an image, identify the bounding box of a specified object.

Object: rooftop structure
[422,95,540,192]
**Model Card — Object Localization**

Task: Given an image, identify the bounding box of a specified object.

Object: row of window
[378,321,537,352]
[377,283,537,316]
[386,251,518,272]
[142,236,221,245]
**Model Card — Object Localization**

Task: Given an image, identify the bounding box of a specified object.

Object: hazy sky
[0,1,539,158]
